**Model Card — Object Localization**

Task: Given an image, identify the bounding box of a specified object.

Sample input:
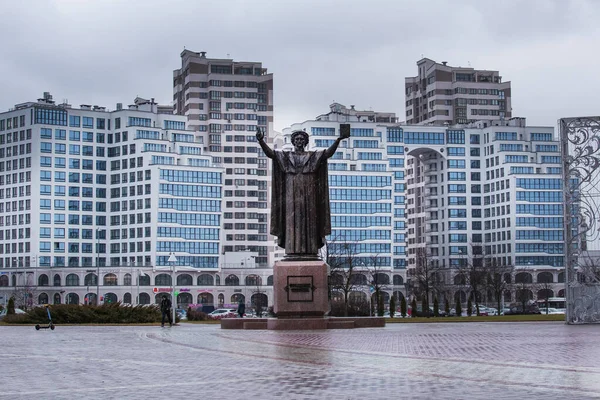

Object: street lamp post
[96,228,100,305]
[168,253,177,325]
[130,263,133,305]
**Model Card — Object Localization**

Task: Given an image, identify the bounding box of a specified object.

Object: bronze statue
[257,125,350,259]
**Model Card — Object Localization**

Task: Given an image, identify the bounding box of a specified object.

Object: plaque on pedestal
[272,260,329,318]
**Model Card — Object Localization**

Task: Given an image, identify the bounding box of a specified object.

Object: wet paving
[1,321,600,399]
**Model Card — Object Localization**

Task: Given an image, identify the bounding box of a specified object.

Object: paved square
[1,322,599,399]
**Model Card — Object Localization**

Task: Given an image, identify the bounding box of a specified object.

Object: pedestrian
[237,299,245,318]
[160,295,173,327]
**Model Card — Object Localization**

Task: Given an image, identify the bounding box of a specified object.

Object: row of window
[40,156,106,170]
[0,185,32,199]
[41,199,104,211]
[329,229,391,241]
[0,115,26,131]
[109,213,152,225]
[331,216,392,227]
[516,191,562,203]
[40,213,105,225]
[159,169,221,184]
[0,157,32,172]
[330,189,392,201]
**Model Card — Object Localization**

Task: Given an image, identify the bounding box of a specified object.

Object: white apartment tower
[286,103,566,305]
[405,58,512,125]
[0,93,231,306]
[173,50,274,267]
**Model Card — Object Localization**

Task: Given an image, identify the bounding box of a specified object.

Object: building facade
[0,92,273,310]
[284,104,565,306]
[173,50,274,267]
[405,58,512,126]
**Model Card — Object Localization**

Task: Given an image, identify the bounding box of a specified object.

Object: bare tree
[485,259,514,316]
[11,282,38,311]
[367,254,391,317]
[513,269,541,313]
[408,248,445,314]
[534,270,558,314]
[251,276,266,317]
[322,236,365,317]
[458,248,487,316]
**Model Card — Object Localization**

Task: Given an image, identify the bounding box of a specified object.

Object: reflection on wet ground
[2,322,600,399]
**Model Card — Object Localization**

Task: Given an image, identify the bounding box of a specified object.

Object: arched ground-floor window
[177,293,193,308]
[104,292,118,304]
[66,293,79,304]
[251,293,268,316]
[139,292,151,305]
[85,293,98,305]
[231,293,245,304]
[198,292,214,305]
[38,293,49,305]
[454,290,467,304]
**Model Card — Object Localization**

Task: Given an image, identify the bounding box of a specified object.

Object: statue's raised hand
[256,127,265,141]
[340,123,351,140]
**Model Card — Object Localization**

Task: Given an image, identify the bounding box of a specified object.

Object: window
[70,130,80,141]
[69,115,80,127]
[82,117,94,128]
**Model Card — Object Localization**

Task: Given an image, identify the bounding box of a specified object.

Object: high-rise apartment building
[285,104,565,305]
[173,50,274,266]
[405,58,512,125]
[282,103,407,302]
[0,92,250,307]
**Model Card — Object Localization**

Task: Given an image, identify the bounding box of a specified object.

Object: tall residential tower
[173,50,274,266]
[405,58,512,125]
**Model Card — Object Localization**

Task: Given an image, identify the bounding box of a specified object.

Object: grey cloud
[1,0,600,130]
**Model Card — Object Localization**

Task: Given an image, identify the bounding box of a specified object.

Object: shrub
[377,293,384,317]
[445,299,450,315]
[389,296,396,318]
[467,298,473,317]
[433,298,439,317]
[421,298,428,317]
[186,308,208,321]
[411,298,417,317]
[7,297,15,315]
[400,296,407,317]
[455,298,462,316]
[2,303,161,324]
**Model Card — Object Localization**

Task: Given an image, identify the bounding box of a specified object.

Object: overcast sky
[1,0,599,131]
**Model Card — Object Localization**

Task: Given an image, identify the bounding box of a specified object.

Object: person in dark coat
[237,299,246,318]
[160,295,173,327]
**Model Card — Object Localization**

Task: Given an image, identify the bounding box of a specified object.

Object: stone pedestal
[272,260,330,318]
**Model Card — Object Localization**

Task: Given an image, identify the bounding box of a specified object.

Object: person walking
[237,299,245,318]
[160,295,173,327]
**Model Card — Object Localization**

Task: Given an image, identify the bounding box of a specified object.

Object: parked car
[207,308,237,320]
[448,308,461,317]
[504,302,541,315]
[176,309,187,320]
[412,306,435,318]
[0,308,26,320]
[539,307,564,315]
[471,306,488,316]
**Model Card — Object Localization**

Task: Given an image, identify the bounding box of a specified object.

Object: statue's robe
[270,150,331,256]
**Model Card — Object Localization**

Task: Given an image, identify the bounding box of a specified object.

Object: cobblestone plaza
[2,322,600,399]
